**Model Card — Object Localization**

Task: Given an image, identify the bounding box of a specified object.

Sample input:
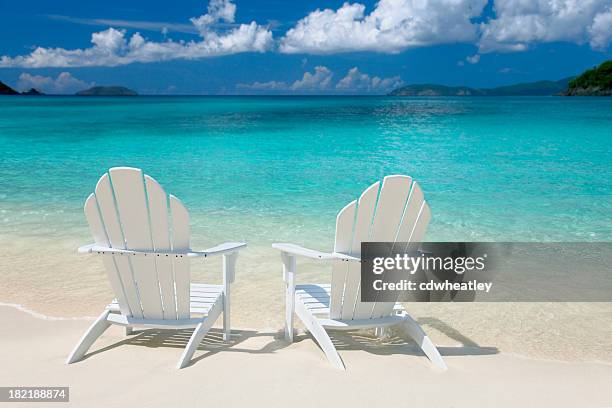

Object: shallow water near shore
[1,96,611,360]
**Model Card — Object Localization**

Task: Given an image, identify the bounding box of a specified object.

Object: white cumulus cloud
[2,0,608,70]
[236,80,288,91]
[336,67,403,92]
[280,0,488,54]
[589,8,612,50]
[281,0,611,55]
[17,72,94,94]
[466,54,480,64]
[0,0,273,68]
[191,0,237,33]
[237,66,401,94]
[290,66,333,90]
[478,0,612,53]
[236,66,333,92]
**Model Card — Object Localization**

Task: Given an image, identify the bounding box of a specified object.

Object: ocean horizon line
[0,93,571,98]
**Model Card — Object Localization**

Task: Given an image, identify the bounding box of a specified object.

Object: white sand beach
[2,304,612,407]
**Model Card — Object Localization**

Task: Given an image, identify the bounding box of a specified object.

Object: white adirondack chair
[273,175,446,370]
[66,167,246,369]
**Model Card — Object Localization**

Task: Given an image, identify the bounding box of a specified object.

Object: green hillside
[564,61,612,96]
[389,77,571,96]
[486,78,571,96]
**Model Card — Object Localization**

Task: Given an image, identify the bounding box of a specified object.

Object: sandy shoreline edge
[2,303,612,367]
[2,305,612,407]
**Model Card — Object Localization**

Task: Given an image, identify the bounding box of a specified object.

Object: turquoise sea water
[1,96,611,247]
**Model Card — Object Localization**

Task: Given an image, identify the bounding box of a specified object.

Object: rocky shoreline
[562,87,612,96]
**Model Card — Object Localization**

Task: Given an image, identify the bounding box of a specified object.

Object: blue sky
[0,0,610,94]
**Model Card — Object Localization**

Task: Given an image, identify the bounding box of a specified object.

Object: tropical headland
[562,60,612,96]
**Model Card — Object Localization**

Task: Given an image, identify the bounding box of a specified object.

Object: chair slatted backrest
[329,175,431,320]
[83,167,191,320]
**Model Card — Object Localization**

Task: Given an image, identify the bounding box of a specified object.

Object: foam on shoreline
[0,302,97,321]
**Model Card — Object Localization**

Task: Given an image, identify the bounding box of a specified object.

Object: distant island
[562,61,611,96]
[389,60,611,97]
[0,82,137,96]
[76,86,138,96]
[389,78,571,96]
[0,81,44,96]
[0,81,18,95]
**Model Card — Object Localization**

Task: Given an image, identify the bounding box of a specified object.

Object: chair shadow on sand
[80,327,291,367]
[80,316,497,366]
[290,316,499,359]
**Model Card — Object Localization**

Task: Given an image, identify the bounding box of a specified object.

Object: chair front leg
[66,310,111,364]
[281,252,296,342]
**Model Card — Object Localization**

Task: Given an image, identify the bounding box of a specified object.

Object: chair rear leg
[66,310,111,364]
[282,253,296,342]
[222,252,235,342]
[400,314,447,370]
[222,292,231,341]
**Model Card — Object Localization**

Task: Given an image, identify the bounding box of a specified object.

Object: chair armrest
[78,243,97,254]
[272,243,335,260]
[189,242,246,258]
[332,252,361,263]
[272,243,361,262]
[77,242,246,258]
